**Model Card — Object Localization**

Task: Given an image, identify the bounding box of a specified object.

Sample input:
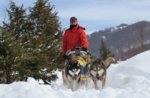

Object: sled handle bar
[65,50,87,56]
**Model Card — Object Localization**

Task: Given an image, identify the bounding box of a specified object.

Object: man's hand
[82,47,87,51]
[63,54,68,59]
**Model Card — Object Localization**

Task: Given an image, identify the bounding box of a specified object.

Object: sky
[1,0,150,34]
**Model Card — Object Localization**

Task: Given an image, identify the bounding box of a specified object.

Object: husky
[62,60,81,91]
[90,57,115,89]
[62,60,93,91]
[62,47,92,91]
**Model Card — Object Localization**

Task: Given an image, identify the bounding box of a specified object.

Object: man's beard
[70,24,78,30]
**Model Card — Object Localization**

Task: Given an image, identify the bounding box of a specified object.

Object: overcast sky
[1,0,150,34]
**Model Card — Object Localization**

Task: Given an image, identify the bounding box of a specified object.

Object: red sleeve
[79,30,88,48]
[62,32,67,55]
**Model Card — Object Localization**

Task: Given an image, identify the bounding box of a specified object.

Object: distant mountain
[88,21,150,60]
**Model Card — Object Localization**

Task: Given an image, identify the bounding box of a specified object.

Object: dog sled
[62,47,115,91]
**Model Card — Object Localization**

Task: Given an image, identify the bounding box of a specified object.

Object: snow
[101,35,106,40]
[1,50,150,98]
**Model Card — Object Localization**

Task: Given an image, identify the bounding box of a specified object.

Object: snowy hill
[89,21,150,60]
[0,50,150,98]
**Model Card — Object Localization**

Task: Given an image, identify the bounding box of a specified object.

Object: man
[61,17,89,85]
[62,17,88,58]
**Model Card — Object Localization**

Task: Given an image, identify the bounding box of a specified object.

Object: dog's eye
[91,68,97,71]
[97,68,100,70]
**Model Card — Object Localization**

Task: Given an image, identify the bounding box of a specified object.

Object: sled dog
[90,57,115,89]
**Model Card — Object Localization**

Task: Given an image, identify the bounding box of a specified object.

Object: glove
[82,47,87,52]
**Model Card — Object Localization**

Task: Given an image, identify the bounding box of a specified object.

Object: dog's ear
[104,57,115,68]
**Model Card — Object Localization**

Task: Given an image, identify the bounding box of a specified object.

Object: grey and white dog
[90,57,115,89]
[62,49,90,91]
[62,60,81,91]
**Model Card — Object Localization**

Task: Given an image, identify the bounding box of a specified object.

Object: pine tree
[29,0,62,64]
[0,0,62,83]
[0,1,31,83]
[0,28,27,83]
[22,0,62,81]
[29,0,60,35]
[3,1,27,39]
[99,40,114,60]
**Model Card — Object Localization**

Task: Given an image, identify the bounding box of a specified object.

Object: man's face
[70,19,78,25]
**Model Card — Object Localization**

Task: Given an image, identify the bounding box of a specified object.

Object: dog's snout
[74,74,77,77]
[96,73,99,78]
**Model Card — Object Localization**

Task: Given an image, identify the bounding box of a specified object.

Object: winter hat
[70,17,78,23]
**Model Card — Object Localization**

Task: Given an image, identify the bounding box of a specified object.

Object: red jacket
[62,26,88,54]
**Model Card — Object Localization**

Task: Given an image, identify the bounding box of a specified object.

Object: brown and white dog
[90,57,115,89]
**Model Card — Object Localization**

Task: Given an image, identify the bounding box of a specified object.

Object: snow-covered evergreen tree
[0,0,62,84]
[99,40,114,60]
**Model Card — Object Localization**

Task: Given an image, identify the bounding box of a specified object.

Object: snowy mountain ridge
[0,50,150,98]
[89,21,150,60]
[104,23,128,33]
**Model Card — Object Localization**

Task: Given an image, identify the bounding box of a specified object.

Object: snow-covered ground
[1,50,150,98]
